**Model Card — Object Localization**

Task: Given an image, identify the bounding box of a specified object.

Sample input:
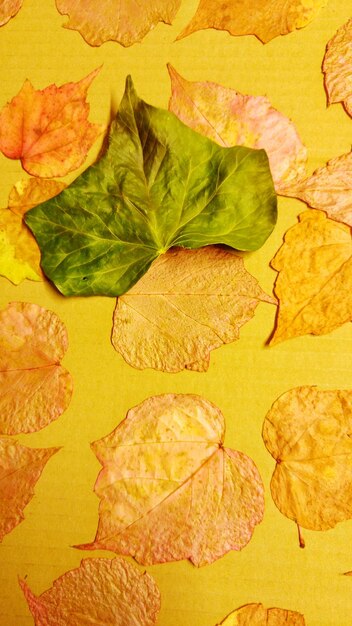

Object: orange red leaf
[112,247,274,372]
[0,438,59,541]
[323,18,352,117]
[20,557,161,626]
[168,65,307,193]
[0,302,73,434]
[263,386,352,531]
[217,603,306,625]
[0,69,103,177]
[178,0,327,43]
[0,1,22,27]
[56,0,181,47]
[270,210,352,344]
[79,394,264,566]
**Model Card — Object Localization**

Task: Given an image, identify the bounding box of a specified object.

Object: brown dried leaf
[270,210,352,344]
[263,386,352,531]
[8,178,66,217]
[0,302,73,434]
[288,152,352,227]
[0,438,59,541]
[20,557,161,626]
[78,394,264,566]
[168,65,307,193]
[0,69,103,177]
[0,0,22,26]
[217,603,306,625]
[112,247,274,372]
[323,18,352,117]
[178,0,327,43]
[56,0,181,47]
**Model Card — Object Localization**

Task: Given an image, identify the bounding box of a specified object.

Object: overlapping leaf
[217,603,306,625]
[0,438,59,541]
[25,77,277,297]
[270,210,352,344]
[168,65,307,193]
[20,557,160,626]
[288,152,352,227]
[0,69,103,177]
[178,0,327,43]
[263,386,352,531]
[0,179,66,284]
[323,18,352,117]
[56,0,181,47]
[78,394,264,566]
[112,246,275,372]
[0,0,22,26]
[0,302,73,434]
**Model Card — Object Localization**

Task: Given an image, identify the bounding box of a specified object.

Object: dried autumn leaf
[168,65,307,193]
[288,152,352,227]
[270,210,352,344]
[0,438,59,541]
[323,18,352,117]
[78,394,264,566]
[0,68,103,177]
[0,178,66,284]
[56,0,181,47]
[0,0,22,26]
[25,76,277,297]
[0,302,73,434]
[178,0,327,43]
[20,557,160,626]
[217,603,306,625]
[263,386,352,531]
[112,247,274,372]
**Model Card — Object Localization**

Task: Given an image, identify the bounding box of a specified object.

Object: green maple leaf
[25,77,277,297]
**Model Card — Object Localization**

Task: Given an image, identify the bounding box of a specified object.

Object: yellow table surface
[1,1,352,624]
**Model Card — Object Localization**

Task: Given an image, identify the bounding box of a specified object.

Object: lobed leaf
[323,18,352,117]
[0,438,59,541]
[112,246,275,372]
[78,394,264,566]
[20,557,161,626]
[0,302,73,434]
[263,386,352,531]
[25,76,277,297]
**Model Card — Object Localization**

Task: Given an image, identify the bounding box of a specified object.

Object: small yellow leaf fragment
[56,0,181,47]
[0,302,73,434]
[0,0,22,27]
[0,69,103,177]
[217,602,306,625]
[263,386,352,531]
[288,152,352,227]
[20,557,161,626]
[79,394,264,566]
[168,65,307,193]
[323,18,352,117]
[270,210,352,344]
[0,438,59,541]
[177,0,327,43]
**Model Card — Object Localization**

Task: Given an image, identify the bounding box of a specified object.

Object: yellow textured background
[1,1,352,624]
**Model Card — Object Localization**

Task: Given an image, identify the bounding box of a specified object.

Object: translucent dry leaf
[263,386,352,531]
[0,438,59,541]
[0,69,103,177]
[323,18,352,117]
[78,394,264,566]
[56,0,181,47]
[112,246,275,372]
[0,302,73,434]
[178,0,327,43]
[0,178,66,284]
[20,557,160,626]
[0,0,22,26]
[168,65,307,194]
[288,152,352,227]
[270,210,352,344]
[217,603,306,625]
